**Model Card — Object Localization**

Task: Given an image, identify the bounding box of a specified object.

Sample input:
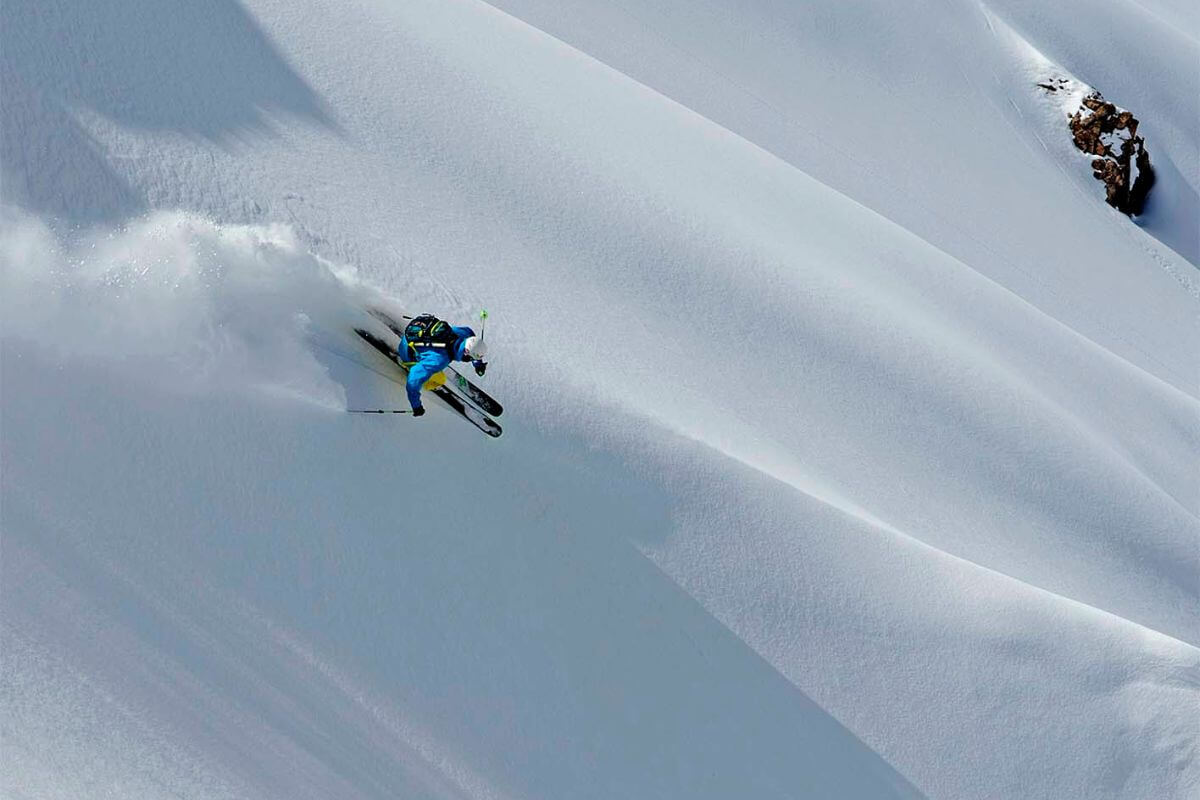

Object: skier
[398,314,489,417]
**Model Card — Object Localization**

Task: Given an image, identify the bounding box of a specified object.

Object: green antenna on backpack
[479,308,489,340]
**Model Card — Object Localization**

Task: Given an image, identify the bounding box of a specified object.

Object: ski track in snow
[2,0,1199,798]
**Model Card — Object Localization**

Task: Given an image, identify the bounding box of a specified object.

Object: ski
[444,366,503,417]
[367,308,503,417]
[353,328,502,438]
[429,381,502,438]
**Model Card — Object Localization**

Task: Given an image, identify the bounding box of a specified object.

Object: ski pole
[347,409,413,414]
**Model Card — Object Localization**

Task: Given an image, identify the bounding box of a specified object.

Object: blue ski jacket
[399,325,476,411]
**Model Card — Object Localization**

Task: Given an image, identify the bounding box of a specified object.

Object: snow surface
[2,1,1198,798]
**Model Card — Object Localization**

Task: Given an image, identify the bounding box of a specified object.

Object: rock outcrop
[1066,92,1154,215]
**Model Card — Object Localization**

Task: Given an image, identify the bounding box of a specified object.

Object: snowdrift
[3,0,1197,798]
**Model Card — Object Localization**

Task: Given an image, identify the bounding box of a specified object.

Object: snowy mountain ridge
[2,1,1197,798]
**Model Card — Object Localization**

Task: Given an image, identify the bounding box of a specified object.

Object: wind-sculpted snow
[2,0,1198,798]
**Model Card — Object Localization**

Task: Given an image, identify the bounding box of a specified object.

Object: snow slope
[2,1,1197,798]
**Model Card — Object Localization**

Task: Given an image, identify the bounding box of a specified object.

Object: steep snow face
[484,0,1200,347]
[3,1,1198,799]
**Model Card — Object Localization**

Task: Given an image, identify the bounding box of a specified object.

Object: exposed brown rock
[1067,91,1154,215]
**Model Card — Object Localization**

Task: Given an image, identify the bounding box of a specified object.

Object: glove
[412,406,426,417]
[473,360,488,377]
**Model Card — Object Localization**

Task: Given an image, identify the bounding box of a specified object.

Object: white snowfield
[1,1,1197,798]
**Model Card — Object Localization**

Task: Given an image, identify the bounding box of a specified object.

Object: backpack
[403,314,457,358]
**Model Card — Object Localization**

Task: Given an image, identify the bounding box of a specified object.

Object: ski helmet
[463,336,488,361]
